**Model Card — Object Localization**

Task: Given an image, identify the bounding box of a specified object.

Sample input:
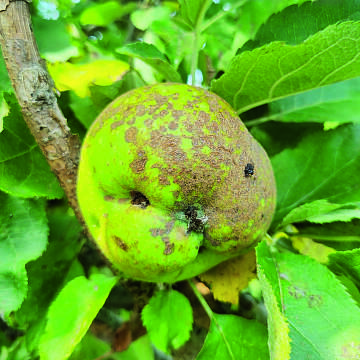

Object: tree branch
[0,0,84,224]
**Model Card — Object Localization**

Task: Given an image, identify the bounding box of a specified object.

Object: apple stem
[188,280,213,320]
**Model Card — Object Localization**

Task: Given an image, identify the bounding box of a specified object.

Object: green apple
[77,83,276,282]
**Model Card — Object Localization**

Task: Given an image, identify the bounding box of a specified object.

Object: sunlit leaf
[256,242,291,360]
[291,236,336,263]
[0,95,9,132]
[281,199,360,226]
[48,60,130,97]
[39,273,118,360]
[80,1,136,26]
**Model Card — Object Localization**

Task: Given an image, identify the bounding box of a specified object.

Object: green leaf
[39,273,118,360]
[281,200,346,226]
[0,95,63,198]
[0,192,48,315]
[79,1,136,26]
[0,337,31,360]
[260,77,360,125]
[211,21,360,113]
[306,207,360,224]
[130,6,171,31]
[70,333,154,360]
[33,18,79,62]
[281,200,360,226]
[329,248,360,289]
[271,124,360,228]
[0,50,12,93]
[231,0,317,45]
[202,0,315,71]
[0,94,9,132]
[13,207,83,352]
[117,42,182,83]
[335,274,360,306]
[257,241,360,360]
[256,243,291,360]
[178,0,212,28]
[241,0,360,51]
[196,314,269,360]
[295,220,360,244]
[141,289,193,353]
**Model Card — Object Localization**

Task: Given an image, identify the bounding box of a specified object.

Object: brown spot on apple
[162,237,175,255]
[125,127,137,143]
[113,236,129,251]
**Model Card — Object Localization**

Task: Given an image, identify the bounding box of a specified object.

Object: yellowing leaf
[291,236,336,264]
[48,60,130,97]
[199,250,256,305]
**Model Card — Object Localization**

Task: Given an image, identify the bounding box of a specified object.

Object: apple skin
[77,83,276,282]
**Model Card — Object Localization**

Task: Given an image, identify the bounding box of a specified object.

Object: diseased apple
[77,83,276,282]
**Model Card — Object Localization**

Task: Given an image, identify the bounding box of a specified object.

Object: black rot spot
[185,206,207,233]
[130,191,150,208]
[244,163,255,177]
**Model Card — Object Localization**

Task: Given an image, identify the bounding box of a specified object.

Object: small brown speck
[113,236,129,251]
[150,228,166,237]
[162,237,175,255]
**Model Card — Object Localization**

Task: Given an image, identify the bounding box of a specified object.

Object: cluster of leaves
[1,0,360,359]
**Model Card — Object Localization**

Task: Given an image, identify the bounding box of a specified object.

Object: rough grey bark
[0,0,84,225]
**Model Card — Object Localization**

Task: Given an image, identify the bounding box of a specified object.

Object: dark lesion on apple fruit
[130,191,150,209]
[113,235,129,251]
[184,206,208,234]
[244,162,255,177]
